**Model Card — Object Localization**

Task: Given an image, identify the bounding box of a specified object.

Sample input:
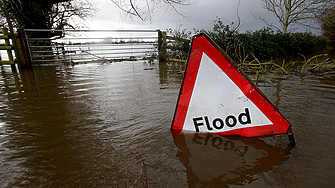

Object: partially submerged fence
[0,28,188,71]
[24,29,159,64]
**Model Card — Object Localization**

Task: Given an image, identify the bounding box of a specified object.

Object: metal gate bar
[24,29,159,64]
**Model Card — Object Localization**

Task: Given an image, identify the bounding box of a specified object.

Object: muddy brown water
[0,61,334,187]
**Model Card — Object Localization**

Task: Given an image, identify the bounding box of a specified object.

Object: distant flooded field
[0,61,334,187]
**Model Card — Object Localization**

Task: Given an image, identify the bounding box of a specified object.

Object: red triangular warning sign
[171,33,293,138]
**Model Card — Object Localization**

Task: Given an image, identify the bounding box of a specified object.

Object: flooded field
[0,61,334,187]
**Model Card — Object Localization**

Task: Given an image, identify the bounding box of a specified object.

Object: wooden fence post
[16,29,32,68]
[158,30,167,62]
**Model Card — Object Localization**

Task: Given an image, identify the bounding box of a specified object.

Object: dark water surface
[0,61,334,187]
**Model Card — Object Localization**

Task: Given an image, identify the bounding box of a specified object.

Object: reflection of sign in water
[173,132,292,187]
[171,33,294,143]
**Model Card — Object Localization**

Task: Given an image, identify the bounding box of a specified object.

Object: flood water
[0,61,334,187]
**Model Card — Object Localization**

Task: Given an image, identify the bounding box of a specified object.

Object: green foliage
[166,17,330,63]
[194,17,329,61]
[166,28,191,60]
[238,28,328,60]
[194,17,241,61]
[165,17,334,79]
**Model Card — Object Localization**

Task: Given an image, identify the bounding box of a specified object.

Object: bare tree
[0,0,71,28]
[319,3,335,49]
[110,0,192,22]
[0,0,96,38]
[0,0,95,29]
[47,0,96,30]
[254,0,333,34]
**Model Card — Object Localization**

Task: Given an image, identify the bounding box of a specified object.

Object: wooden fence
[0,27,32,71]
[0,28,16,71]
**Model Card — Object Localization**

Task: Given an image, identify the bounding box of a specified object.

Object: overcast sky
[84,0,318,34]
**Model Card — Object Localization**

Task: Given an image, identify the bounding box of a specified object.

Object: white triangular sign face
[183,53,272,133]
[171,33,292,137]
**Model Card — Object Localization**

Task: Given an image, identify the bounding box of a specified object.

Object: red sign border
[171,33,292,137]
